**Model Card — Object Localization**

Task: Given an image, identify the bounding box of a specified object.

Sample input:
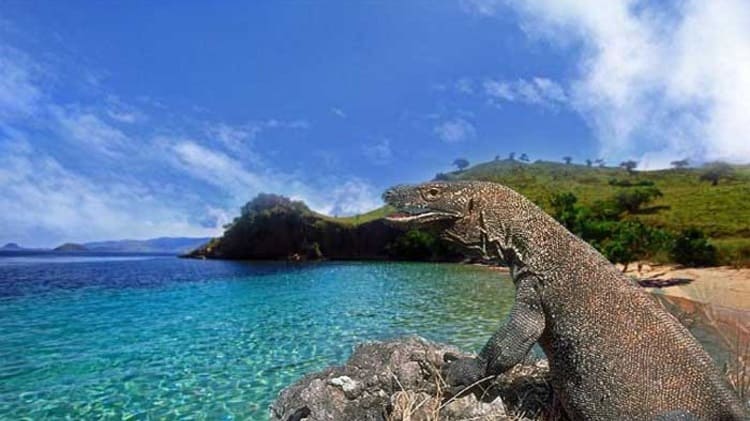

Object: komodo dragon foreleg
[443,275,545,391]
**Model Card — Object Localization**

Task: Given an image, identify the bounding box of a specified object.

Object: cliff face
[187,193,460,261]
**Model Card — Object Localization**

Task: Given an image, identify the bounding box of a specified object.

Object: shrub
[670,228,717,267]
[608,178,655,187]
[613,187,663,213]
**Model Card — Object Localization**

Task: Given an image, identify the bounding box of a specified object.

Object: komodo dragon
[383,181,747,420]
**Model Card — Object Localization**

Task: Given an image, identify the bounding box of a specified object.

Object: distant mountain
[84,237,211,254]
[1,243,25,251]
[54,243,88,252]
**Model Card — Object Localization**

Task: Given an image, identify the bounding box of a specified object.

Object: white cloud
[331,107,347,118]
[465,0,750,167]
[106,110,139,123]
[455,78,475,94]
[167,138,382,217]
[459,0,503,16]
[0,46,42,118]
[0,138,218,247]
[362,138,393,165]
[316,179,383,217]
[206,119,309,153]
[51,106,130,156]
[483,77,567,107]
[434,117,477,143]
[171,139,270,195]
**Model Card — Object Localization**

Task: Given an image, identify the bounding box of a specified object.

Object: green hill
[448,160,750,237]
[332,159,750,265]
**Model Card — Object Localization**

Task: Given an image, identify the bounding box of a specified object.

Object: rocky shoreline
[270,337,556,421]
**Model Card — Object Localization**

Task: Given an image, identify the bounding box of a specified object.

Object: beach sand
[622,263,750,311]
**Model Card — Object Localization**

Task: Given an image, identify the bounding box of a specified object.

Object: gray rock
[270,336,555,421]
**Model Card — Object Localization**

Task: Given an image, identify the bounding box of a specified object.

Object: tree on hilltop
[595,158,606,168]
[670,159,690,169]
[508,152,516,161]
[563,156,573,165]
[585,159,593,167]
[519,153,529,162]
[620,160,638,175]
[453,158,470,171]
[699,161,733,186]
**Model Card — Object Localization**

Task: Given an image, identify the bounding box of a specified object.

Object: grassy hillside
[458,160,750,265]
[448,160,750,238]
[333,159,750,265]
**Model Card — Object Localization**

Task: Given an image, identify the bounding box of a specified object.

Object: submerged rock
[270,336,555,421]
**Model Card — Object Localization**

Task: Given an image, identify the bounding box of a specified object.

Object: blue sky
[1,1,749,247]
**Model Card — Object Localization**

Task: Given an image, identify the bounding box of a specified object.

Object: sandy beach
[481,262,750,311]
[622,263,750,311]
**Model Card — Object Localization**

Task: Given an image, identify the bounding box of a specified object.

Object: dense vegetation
[190,194,461,262]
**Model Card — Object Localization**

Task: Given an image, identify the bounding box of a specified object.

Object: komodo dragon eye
[422,187,441,201]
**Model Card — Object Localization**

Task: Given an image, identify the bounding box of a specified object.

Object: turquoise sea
[0,255,517,419]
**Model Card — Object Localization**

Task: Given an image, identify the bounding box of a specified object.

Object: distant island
[53,243,89,252]
[1,237,211,255]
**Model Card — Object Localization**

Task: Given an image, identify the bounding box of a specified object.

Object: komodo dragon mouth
[385,208,459,224]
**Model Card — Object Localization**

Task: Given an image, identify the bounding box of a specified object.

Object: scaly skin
[383,181,747,421]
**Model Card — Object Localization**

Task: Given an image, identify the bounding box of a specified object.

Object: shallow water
[0,257,516,419]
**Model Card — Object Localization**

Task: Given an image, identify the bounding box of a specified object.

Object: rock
[270,336,555,421]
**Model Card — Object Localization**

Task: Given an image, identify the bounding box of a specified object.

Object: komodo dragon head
[382,181,503,254]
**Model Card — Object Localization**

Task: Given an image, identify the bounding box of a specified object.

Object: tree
[519,153,529,162]
[670,159,690,169]
[563,156,573,165]
[602,221,670,272]
[549,192,581,233]
[619,160,638,174]
[595,158,606,168]
[508,152,516,161]
[452,158,470,171]
[699,161,733,186]
[585,159,593,167]
[670,228,717,267]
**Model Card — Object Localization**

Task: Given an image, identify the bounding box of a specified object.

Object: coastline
[476,261,750,312]
[622,263,750,311]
